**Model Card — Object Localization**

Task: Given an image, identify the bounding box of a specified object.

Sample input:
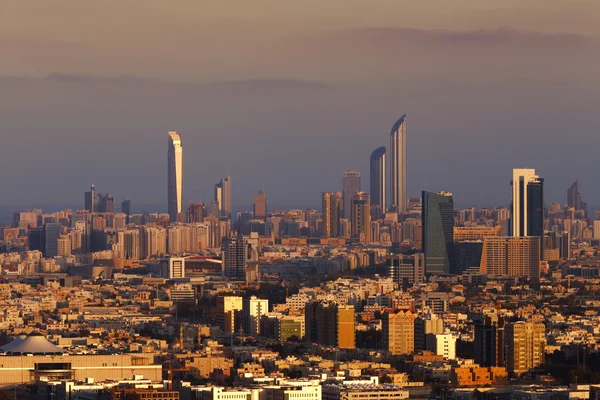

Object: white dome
[0,332,66,355]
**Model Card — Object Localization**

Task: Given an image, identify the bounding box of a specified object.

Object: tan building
[305,302,355,349]
[217,296,243,333]
[480,236,540,278]
[454,226,501,241]
[322,192,341,238]
[184,355,234,379]
[451,366,508,386]
[253,190,267,221]
[0,334,160,387]
[351,192,371,242]
[505,321,546,376]
[382,310,417,355]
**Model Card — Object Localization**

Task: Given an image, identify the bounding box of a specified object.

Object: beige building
[454,226,501,241]
[480,236,540,278]
[217,296,243,333]
[0,334,160,387]
[505,321,546,376]
[382,310,417,355]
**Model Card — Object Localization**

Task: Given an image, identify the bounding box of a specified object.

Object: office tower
[57,234,71,257]
[28,227,45,253]
[84,185,96,212]
[305,302,355,349]
[505,321,546,376]
[422,191,455,274]
[351,191,371,242]
[121,198,131,222]
[370,147,386,211]
[222,235,248,279]
[217,296,243,334]
[387,253,425,287]
[253,190,267,221]
[474,314,506,368]
[511,169,544,250]
[566,180,586,215]
[168,131,183,222]
[321,192,341,238]
[480,236,540,278]
[342,170,361,220]
[390,114,407,213]
[214,175,232,218]
[453,241,484,274]
[414,312,444,352]
[44,223,62,258]
[96,193,114,213]
[243,296,269,336]
[382,309,416,355]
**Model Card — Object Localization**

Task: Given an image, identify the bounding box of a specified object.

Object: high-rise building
[222,235,248,279]
[351,191,371,242]
[474,314,506,368]
[168,131,183,222]
[422,191,455,274]
[305,302,355,349]
[187,201,205,223]
[243,296,269,336]
[44,223,63,258]
[390,114,407,213]
[567,180,586,215]
[84,185,96,213]
[414,312,444,352]
[321,192,341,238]
[387,253,425,287]
[57,234,71,257]
[342,170,361,221]
[253,190,267,221]
[480,236,540,278]
[382,309,416,355]
[217,296,243,334]
[96,193,115,213]
[426,334,457,360]
[505,321,546,376]
[370,147,386,211]
[121,199,131,222]
[214,176,232,218]
[511,169,544,251]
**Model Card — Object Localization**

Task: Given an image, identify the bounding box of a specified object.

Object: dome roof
[0,332,66,355]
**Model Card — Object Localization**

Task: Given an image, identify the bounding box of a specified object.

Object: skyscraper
[305,302,355,349]
[222,234,248,279]
[215,176,232,218]
[370,146,386,211]
[121,199,131,217]
[84,185,96,213]
[390,114,407,213]
[422,191,455,274]
[567,181,580,210]
[321,192,341,238]
[253,189,267,221]
[44,223,63,258]
[511,169,544,238]
[474,314,505,368]
[167,131,183,222]
[342,170,361,221]
[480,236,540,278]
[505,321,546,376]
[351,191,371,242]
[382,310,416,355]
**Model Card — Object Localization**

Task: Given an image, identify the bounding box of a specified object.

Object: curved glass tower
[168,131,183,222]
[370,146,386,211]
[390,115,407,212]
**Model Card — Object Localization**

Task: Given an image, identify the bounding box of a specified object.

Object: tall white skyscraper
[511,168,544,238]
[390,115,407,213]
[168,131,183,222]
[215,175,232,218]
[370,147,386,211]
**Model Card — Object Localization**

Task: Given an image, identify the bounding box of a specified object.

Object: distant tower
[351,191,371,242]
[215,176,232,218]
[85,185,96,212]
[370,147,386,211]
[390,115,407,212]
[253,190,267,221]
[321,192,341,238]
[168,131,183,222]
[222,235,248,279]
[511,169,544,242]
[342,170,361,221]
[122,199,131,223]
[422,191,455,274]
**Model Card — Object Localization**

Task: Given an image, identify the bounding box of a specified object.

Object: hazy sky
[1,1,599,212]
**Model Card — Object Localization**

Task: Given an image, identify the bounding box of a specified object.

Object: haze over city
[1,0,600,212]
